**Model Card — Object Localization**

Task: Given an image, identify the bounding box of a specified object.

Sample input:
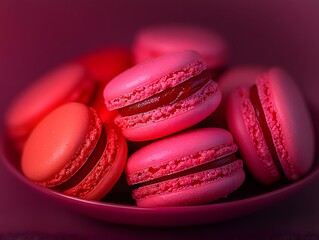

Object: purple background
[1,0,319,239]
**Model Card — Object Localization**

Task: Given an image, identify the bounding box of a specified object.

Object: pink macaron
[5,63,97,150]
[132,24,228,71]
[103,50,222,141]
[126,128,245,207]
[21,102,127,200]
[227,67,315,185]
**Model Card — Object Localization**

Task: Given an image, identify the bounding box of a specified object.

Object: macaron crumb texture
[4,25,316,208]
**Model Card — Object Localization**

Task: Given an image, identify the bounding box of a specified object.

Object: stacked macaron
[5,24,315,206]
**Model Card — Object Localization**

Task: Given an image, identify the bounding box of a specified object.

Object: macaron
[227,67,315,185]
[77,47,133,124]
[5,63,97,150]
[132,24,228,71]
[203,65,265,128]
[21,102,127,200]
[103,50,222,141]
[76,46,133,83]
[126,128,245,207]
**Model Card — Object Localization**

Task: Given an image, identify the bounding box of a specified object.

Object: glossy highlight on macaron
[104,50,222,141]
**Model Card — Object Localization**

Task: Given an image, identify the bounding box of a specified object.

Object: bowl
[1,122,318,227]
[0,0,318,227]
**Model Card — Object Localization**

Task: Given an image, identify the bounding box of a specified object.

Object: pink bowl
[0,0,319,227]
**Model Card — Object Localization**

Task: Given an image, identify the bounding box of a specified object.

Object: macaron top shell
[5,64,95,139]
[21,102,101,187]
[133,24,228,69]
[258,68,315,180]
[104,50,205,110]
[126,128,238,185]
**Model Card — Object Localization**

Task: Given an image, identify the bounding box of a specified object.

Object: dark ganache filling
[55,127,107,191]
[118,70,212,116]
[141,154,238,187]
[249,85,284,177]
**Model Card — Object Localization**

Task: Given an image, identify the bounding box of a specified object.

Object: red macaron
[21,102,127,200]
[76,46,133,83]
[126,128,245,207]
[77,47,133,124]
[227,67,315,184]
[103,50,222,141]
[5,63,97,150]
